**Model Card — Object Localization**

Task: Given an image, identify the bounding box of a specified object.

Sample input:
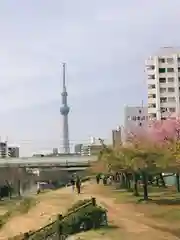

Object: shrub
[61,204,107,235]
[67,199,91,212]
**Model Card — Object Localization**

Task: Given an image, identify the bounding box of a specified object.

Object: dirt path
[75,182,180,240]
[0,188,76,239]
[0,182,179,240]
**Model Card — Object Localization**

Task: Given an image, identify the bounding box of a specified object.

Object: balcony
[148,98,156,104]
[148,88,156,94]
[148,107,157,114]
[145,59,155,66]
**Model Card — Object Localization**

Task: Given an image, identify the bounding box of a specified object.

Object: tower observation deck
[60,63,70,153]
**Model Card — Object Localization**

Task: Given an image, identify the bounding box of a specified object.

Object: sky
[0,0,180,156]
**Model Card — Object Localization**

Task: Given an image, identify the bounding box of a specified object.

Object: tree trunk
[124,173,130,190]
[120,173,126,188]
[17,179,21,197]
[142,171,148,200]
[159,173,166,187]
[133,172,139,196]
[176,173,180,192]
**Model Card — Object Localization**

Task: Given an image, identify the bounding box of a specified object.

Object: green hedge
[67,199,91,212]
[62,204,107,234]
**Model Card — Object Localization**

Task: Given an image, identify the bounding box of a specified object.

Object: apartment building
[145,47,180,120]
[123,106,148,142]
[112,127,121,148]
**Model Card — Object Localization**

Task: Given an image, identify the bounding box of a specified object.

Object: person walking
[70,178,75,191]
[76,176,81,194]
[96,173,101,184]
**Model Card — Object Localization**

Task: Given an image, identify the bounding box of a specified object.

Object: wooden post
[18,179,21,197]
[56,214,63,240]
[92,197,96,206]
[24,232,29,239]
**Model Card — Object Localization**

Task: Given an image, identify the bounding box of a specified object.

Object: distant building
[145,47,180,120]
[52,148,58,155]
[74,144,83,154]
[112,127,121,148]
[81,144,102,156]
[123,105,148,142]
[8,146,19,158]
[0,141,8,158]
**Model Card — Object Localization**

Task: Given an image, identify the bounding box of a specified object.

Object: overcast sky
[0,0,180,156]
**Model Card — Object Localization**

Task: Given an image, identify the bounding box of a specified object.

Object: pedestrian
[96,174,100,184]
[103,176,107,185]
[71,178,75,191]
[76,176,81,194]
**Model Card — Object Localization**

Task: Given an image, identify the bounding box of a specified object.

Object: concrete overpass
[0,155,97,168]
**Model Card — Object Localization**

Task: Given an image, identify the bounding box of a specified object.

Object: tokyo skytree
[60,63,70,153]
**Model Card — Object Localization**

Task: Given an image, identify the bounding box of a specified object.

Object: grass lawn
[93,183,180,224]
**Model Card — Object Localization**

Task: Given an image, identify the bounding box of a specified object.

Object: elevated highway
[0,155,97,168]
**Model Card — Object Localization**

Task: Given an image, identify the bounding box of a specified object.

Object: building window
[137,116,140,120]
[168,97,176,102]
[132,116,136,121]
[178,57,180,62]
[148,104,156,108]
[159,78,166,83]
[148,84,156,89]
[168,77,174,83]
[178,67,180,72]
[159,68,166,73]
[160,88,166,93]
[149,113,157,119]
[161,107,167,113]
[160,97,167,103]
[148,75,155,79]
[139,110,141,114]
[167,68,174,73]
[168,87,175,92]
[169,107,176,113]
[147,65,155,70]
[166,58,174,64]
[159,58,165,63]
[139,122,142,126]
[148,94,156,98]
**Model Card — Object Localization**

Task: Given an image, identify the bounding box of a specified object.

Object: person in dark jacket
[76,176,81,194]
[71,178,75,191]
[96,173,101,184]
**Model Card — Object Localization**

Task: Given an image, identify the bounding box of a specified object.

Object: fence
[12,197,97,240]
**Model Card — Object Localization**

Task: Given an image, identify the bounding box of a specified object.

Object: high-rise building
[123,106,148,142]
[60,63,70,154]
[145,47,180,120]
[112,127,121,148]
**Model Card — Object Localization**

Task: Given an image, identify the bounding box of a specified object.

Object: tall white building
[123,106,148,142]
[145,47,180,120]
